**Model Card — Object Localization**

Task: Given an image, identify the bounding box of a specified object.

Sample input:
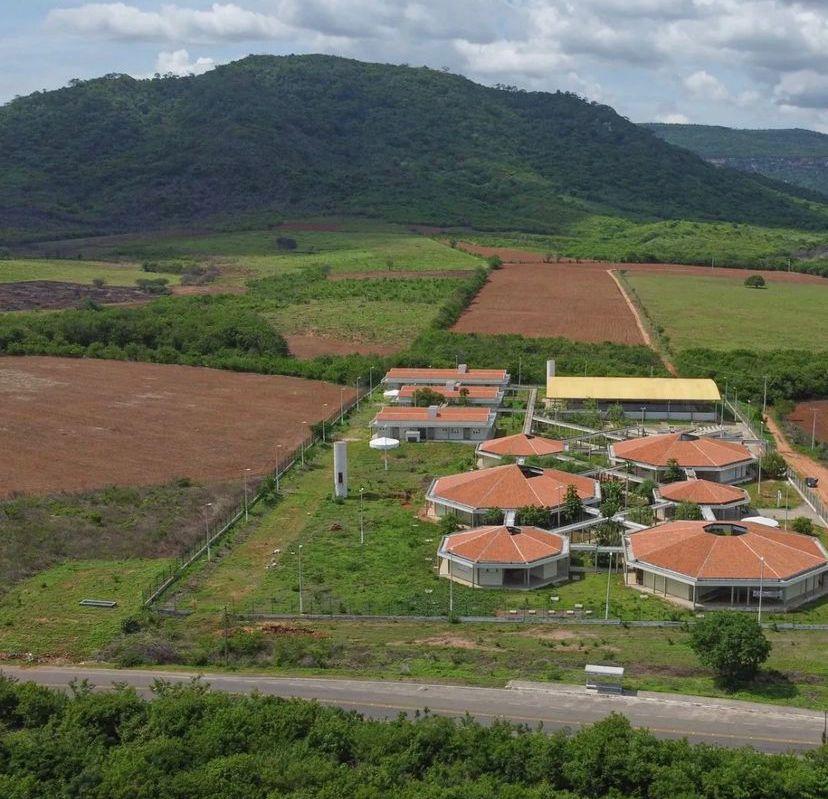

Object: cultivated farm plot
[789,399,828,447]
[0,258,177,287]
[625,272,828,351]
[0,356,356,497]
[452,250,645,345]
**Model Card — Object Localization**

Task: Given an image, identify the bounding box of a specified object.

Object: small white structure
[371,405,496,443]
[742,515,781,528]
[369,436,399,470]
[585,664,624,693]
[333,440,348,498]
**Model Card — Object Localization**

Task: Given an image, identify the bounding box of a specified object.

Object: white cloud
[773,69,828,109]
[155,49,215,76]
[684,70,730,101]
[452,38,570,77]
[655,112,690,124]
[47,2,293,42]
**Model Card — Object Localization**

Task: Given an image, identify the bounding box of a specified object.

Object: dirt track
[0,356,356,497]
[789,400,828,446]
[765,414,828,509]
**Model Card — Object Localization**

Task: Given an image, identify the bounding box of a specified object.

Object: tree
[92,277,106,288]
[563,484,584,523]
[689,612,771,684]
[760,451,787,480]
[606,402,626,427]
[276,236,297,250]
[791,516,814,535]
[456,387,470,406]
[637,479,656,503]
[744,274,766,288]
[482,508,504,525]
[412,387,445,407]
[580,398,602,431]
[663,458,683,483]
[674,501,703,520]
[439,514,460,534]
[516,505,550,527]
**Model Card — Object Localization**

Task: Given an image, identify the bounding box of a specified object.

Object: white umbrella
[369,436,400,470]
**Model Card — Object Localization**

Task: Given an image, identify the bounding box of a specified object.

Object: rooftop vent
[458,363,468,374]
[427,405,439,419]
[506,526,522,535]
[679,432,699,441]
[704,523,748,537]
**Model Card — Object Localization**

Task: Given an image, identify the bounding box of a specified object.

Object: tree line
[1,677,825,799]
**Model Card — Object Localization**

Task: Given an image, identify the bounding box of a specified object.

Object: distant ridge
[1,54,827,243]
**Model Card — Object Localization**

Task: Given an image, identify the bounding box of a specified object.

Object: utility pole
[300,421,307,466]
[812,408,818,449]
[223,605,230,666]
[243,468,251,522]
[340,387,345,423]
[604,552,613,620]
[517,357,522,387]
[275,444,283,494]
[784,482,790,530]
[761,375,768,419]
[369,366,375,395]
[203,502,213,562]
[359,487,365,545]
[757,556,765,624]
[297,544,304,614]
[356,377,361,410]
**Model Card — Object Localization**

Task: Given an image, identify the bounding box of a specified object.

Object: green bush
[760,451,788,480]
[689,612,771,685]
[791,516,814,535]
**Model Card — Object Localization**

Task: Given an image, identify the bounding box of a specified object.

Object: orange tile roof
[611,433,754,468]
[431,464,598,510]
[374,406,493,423]
[658,479,748,506]
[385,368,507,381]
[443,525,565,564]
[398,385,501,400]
[627,521,828,581]
[479,433,565,458]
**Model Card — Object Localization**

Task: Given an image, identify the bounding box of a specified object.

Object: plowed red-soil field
[452,246,644,344]
[0,356,356,497]
[789,400,828,447]
[452,244,826,344]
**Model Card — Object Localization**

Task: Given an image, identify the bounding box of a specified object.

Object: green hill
[2,54,827,243]
[645,123,828,197]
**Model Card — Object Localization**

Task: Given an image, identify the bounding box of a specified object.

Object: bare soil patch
[788,399,828,447]
[0,280,149,311]
[286,334,399,359]
[407,634,496,651]
[452,260,645,344]
[0,356,356,497]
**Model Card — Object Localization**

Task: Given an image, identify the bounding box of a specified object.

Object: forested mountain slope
[645,123,828,197]
[2,55,827,243]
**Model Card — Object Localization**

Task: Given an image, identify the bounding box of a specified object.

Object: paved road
[2,666,824,753]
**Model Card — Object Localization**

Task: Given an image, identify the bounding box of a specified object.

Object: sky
[2,1,828,131]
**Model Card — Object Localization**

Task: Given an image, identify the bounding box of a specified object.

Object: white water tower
[333,440,348,498]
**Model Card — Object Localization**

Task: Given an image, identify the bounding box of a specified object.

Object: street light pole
[275,444,283,494]
[640,406,646,437]
[243,468,251,522]
[340,387,345,423]
[298,544,304,614]
[359,487,365,545]
[757,556,765,624]
[356,377,361,410]
[604,552,613,620]
[204,502,213,562]
[812,408,818,449]
[761,375,768,419]
[369,366,375,395]
[784,482,790,530]
[757,421,763,499]
[300,421,308,467]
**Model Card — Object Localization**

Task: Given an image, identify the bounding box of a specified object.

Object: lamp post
[297,544,304,614]
[640,406,646,437]
[203,502,213,562]
[812,407,818,450]
[369,366,375,395]
[757,556,765,624]
[784,482,790,530]
[604,552,613,620]
[300,421,308,466]
[243,468,252,522]
[449,559,454,616]
[340,387,346,423]
[761,375,768,419]
[757,420,763,500]
[275,444,283,494]
[359,487,365,545]
[356,376,361,410]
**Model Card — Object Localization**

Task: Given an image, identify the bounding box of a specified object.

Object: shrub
[276,236,297,250]
[791,516,814,535]
[515,505,550,527]
[689,612,771,684]
[744,274,766,288]
[760,451,787,480]
[412,387,445,407]
[486,255,502,269]
[663,458,684,483]
[674,501,703,520]
[91,277,106,288]
[439,514,460,534]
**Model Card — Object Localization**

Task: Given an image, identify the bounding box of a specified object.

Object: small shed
[585,664,624,693]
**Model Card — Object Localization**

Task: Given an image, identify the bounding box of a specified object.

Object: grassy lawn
[744,479,798,509]
[107,229,481,278]
[179,403,682,621]
[625,272,828,350]
[0,259,180,286]
[0,559,172,658]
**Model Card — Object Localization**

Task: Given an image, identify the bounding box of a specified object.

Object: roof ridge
[739,536,783,579]
[750,529,824,563]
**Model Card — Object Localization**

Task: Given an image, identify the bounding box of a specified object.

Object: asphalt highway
[2,665,824,754]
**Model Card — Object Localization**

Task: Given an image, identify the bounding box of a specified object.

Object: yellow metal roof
[546,377,721,402]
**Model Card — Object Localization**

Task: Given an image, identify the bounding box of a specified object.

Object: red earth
[285,334,398,358]
[788,400,828,447]
[452,244,826,344]
[0,356,356,497]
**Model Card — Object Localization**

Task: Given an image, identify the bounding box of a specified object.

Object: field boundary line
[610,269,677,375]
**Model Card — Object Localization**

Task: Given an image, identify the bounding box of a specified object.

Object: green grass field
[0,259,180,286]
[0,559,172,658]
[625,272,828,351]
[107,229,481,278]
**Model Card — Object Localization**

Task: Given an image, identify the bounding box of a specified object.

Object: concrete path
[2,665,824,754]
